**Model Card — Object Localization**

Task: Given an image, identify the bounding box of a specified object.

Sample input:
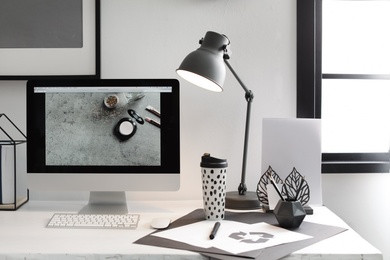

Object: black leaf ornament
[256,166,283,205]
[282,167,310,205]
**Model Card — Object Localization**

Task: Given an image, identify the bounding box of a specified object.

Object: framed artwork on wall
[0,0,100,79]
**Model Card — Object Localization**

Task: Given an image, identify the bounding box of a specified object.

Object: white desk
[0,200,382,260]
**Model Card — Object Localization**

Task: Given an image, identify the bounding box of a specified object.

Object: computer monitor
[26,79,180,213]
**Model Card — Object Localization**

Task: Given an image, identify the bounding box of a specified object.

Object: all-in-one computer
[26,79,180,225]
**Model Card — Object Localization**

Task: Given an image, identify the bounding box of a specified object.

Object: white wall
[0,0,389,259]
[99,0,296,200]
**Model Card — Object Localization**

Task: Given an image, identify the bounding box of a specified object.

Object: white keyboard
[47,213,140,229]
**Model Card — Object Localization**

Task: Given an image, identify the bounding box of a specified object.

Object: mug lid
[200,153,228,168]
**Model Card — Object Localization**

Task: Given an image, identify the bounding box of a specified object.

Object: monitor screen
[26,79,180,213]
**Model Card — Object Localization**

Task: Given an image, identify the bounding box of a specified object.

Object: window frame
[296,0,390,173]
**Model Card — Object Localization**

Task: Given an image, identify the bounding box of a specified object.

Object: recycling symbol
[229,231,274,244]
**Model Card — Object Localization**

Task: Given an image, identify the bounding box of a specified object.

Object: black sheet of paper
[134,209,347,260]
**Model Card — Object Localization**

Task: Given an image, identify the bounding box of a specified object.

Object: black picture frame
[0,0,100,80]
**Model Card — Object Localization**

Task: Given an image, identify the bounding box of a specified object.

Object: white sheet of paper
[151,220,312,255]
[262,118,322,206]
[267,183,283,210]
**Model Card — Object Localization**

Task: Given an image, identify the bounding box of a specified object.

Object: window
[297,0,390,173]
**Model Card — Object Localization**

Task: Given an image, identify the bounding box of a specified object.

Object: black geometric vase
[273,200,306,229]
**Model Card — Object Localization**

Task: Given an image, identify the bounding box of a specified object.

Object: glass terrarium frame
[0,113,29,210]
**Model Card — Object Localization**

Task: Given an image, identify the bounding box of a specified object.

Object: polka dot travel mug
[201,153,228,220]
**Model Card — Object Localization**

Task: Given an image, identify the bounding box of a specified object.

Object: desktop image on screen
[26,79,180,214]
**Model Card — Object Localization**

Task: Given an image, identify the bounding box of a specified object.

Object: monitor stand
[78,191,129,214]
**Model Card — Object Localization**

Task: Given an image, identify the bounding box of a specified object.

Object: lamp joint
[238,183,247,195]
[223,45,232,60]
[245,90,254,102]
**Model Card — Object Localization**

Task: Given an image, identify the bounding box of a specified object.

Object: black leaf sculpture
[256,166,283,205]
[282,167,310,206]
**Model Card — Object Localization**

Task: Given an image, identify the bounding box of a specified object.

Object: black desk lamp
[177,31,261,210]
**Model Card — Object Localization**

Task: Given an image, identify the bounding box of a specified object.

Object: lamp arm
[224,59,254,195]
[224,60,251,95]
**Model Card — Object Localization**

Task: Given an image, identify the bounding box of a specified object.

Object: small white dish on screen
[104,94,119,109]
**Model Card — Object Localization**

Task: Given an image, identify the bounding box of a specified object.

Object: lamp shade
[176,31,230,92]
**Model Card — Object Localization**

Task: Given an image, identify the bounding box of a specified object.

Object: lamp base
[225,191,261,210]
